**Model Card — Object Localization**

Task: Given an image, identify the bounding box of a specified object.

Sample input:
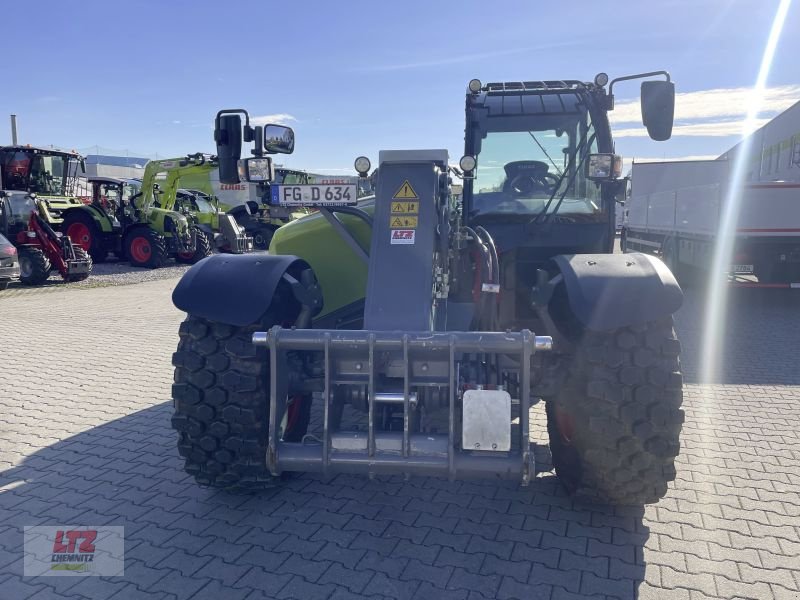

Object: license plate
[271,184,358,207]
[731,264,754,273]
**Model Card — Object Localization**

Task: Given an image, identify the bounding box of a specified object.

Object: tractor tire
[546,317,684,505]
[252,226,277,251]
[66,248,92,282]
[62,211,107,263]
[18,247,52,286]
[171,283,309,490]
[125,228,167,269]
[176,229,213,264]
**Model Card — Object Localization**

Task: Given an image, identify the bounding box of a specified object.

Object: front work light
[468,79,482,93]
[459,155,477,172]
[594,72,609,87]
[354,156,371,176]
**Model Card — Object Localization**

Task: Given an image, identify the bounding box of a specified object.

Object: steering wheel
[507,173,559,196]
[502,161,559,197]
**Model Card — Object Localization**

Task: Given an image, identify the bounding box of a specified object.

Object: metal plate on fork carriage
[462,389,512,452]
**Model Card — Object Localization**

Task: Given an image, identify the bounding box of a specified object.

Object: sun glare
[700,0,793,384]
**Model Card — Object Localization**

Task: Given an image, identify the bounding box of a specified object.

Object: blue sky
[2,0,798,174]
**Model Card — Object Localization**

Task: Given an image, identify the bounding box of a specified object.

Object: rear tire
[62,211,107,263]
[125,228,167,269]
[18,247,51,286]
[171,283,308,490]
[176,228,213,264]
[546,317,684,505]
[66,247,92,282]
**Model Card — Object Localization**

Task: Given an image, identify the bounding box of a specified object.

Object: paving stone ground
[0,278,799,599]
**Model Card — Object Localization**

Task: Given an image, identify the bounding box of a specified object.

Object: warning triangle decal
[392,180,419,199]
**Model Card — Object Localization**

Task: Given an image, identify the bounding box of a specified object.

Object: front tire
[18,247,51,286]
[546,317,684,505]
[125,228,167,269]
[171,283,308,490]
[66,247,92,282]
[176,228,212,264]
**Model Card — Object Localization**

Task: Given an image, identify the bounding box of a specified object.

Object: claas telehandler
[171,74,684,505]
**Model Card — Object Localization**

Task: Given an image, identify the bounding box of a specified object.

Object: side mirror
[263,125,295,155]
[80,159,86,174]
[215,114,243,184]
[238,157,274,183]
[641,81,675,141]
[587,154,623,181]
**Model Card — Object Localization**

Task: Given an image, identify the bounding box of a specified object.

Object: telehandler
[172,74,683,505]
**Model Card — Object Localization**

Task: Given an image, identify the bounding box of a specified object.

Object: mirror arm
[252,126,264,157]
[607,70,671,109]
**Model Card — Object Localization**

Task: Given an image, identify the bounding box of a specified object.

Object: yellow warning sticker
[391,201,419,214]
[390,215,418,228]
[393,180,419,199]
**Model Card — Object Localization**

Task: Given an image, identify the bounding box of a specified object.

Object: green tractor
[172,75,683,506]
[74,155,250,268]
[131,153,253,257]
[177,167,311,250]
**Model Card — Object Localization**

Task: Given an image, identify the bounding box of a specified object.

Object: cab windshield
[191,194,215,213]
[0,150,79,196]
[277,170,309,184]
[471,117,603,219]
[0,150,78,196]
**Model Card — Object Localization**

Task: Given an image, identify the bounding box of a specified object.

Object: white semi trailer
[720,99,800,184]
[623,159,800,286]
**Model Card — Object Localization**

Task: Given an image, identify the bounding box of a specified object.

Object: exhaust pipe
[10,114,17,145]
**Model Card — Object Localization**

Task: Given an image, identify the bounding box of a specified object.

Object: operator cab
[0,146,83,198]
[464,81,613,255]
[0,192,39,240]
[178,189,217,215]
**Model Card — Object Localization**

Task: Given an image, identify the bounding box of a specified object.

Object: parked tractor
[172,75,683,506]
[130,154,253,258]
[65,156,234,268]
[179,167,312,250]
[0,145,92,234]
[0,191,91,285]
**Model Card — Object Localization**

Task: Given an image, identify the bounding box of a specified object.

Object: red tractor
[0,191,92,285]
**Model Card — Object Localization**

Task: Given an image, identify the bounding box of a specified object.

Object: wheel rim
[66,223,92,251]
[130,237,151,263]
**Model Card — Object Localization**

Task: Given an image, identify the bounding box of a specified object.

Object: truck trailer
[623,159,800,286]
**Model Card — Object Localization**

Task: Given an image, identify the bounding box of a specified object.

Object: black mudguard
[172,253,312,326]
[552,252,683,331]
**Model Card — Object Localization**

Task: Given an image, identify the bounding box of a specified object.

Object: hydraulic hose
[463,226,496,385]
[474,226,502,385]
[474,226,500,331]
